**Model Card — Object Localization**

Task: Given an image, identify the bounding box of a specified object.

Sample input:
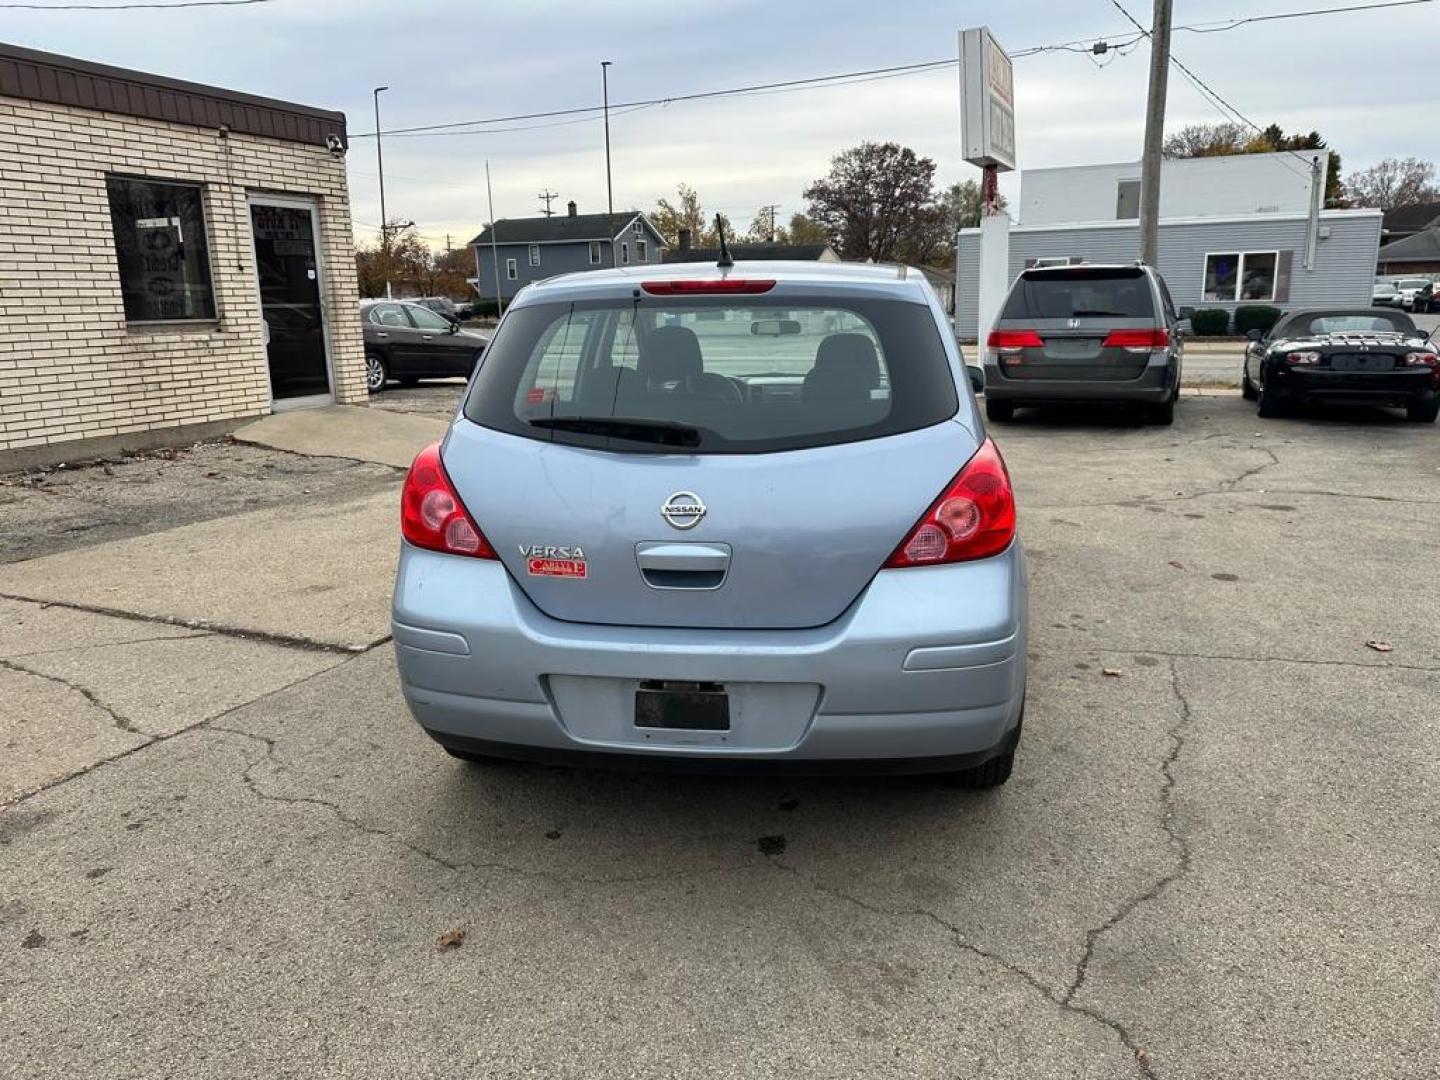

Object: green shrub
[464,299,501,319]
[1233,305,1281,336]
[1189,308,1230,336]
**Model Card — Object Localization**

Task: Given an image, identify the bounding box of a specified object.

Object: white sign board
[959,27,1015,172]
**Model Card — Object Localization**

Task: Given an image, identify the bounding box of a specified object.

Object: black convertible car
[1241,308,1438,422]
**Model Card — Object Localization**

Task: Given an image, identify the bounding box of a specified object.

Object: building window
[105,175,215,322]
[636,239,647,263]
[1031,256,1073,268]
[1203,251,1277,302]
[506,257,518,281]
[1115,179,1141,220]
[589,241,602,265]
[621,242,630,265]
[632,220,643,235]
[529,244,540,267]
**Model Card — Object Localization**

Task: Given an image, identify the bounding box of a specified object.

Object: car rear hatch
[444,281,971,630]
[994,266,1160,381]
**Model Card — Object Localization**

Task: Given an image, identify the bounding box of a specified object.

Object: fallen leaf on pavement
[1102,668,1123,677]
[1364,640,1392,653]
[436,928,465,950]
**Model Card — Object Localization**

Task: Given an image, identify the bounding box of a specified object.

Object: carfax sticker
[527,557,587,579]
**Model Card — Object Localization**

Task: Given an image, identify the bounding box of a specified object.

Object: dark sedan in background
[1241,308,1438,422]
[361,300,490,392]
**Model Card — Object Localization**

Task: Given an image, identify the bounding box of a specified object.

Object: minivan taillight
[401,442,496,558]
[1103,328,1169,352]
[987,329,1043,353]
[884,439,1017,567]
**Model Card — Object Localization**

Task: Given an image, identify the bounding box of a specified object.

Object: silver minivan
[983,263,1184,424]
[392,261,1027,785]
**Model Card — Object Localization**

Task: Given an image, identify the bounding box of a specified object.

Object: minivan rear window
[463,295,957,454]
[1002,268,1155,320]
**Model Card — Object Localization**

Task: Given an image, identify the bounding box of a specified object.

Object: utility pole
[601,61,615,266]
[373,85,391,297]
[537,190,559,217]
[1137,0,1172,266]
[762,203,780,242]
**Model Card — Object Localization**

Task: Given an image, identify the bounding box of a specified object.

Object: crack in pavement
[0,650,357,810]
[1030,447,1284,511]
[0,630,213,661]
[0,656,141,735]
[764,858,1159,1079]
[1063,661,1194,1019]
[207,722,736,888]
[1099,646,1440,674]
[0,592,387,656]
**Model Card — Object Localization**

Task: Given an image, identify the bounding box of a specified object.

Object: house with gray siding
[469,201,666,302]
[955,209,1382,338]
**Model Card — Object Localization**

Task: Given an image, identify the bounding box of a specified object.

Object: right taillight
[884,439,1017,568]
[1103,328,1170,352]
[987,329,1043,353]
[1404,351,1438,367]
[401,442,496,559]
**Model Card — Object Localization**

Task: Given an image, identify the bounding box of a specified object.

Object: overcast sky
[6,0,1434,248]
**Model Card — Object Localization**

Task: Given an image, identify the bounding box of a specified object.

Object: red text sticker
[527,557,587,579]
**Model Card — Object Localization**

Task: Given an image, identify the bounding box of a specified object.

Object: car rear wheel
[1257,383,1289,418]
[948,714,1021,789]
[1407,399,1439,423]
[1146,394,1176,426]
[986,399,1015,423]
[365,352,388,393]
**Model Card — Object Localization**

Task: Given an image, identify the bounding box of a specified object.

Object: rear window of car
[1002,268,1156,320]
[1284,312,1415,335]
[462,294,957,454]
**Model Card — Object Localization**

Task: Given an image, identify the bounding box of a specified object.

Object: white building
[955,152,1382,339]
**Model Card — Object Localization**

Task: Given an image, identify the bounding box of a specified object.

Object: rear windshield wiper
[528,415,703,448]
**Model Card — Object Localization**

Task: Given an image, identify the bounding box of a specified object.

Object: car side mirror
[1246,329,1264,342]
[966,365,985,394]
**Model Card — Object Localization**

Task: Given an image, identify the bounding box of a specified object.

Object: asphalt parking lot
[2,392,1437,1079]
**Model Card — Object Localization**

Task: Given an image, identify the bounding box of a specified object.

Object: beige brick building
[0,43,367,468]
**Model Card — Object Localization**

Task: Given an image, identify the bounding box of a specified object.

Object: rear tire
[947,711,1021,789]
[1146,395,1176,426]
[442,744,504,765]
[986,399,1015,423]
[1407,399,1439,423]
[365,352,388,393]
[1257,383,1289,418]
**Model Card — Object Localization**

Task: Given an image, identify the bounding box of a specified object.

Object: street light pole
[1137,0,1172,266]
[373,85,392,298]
[601,61,615,267]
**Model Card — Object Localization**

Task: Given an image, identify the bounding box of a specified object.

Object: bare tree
[1345,158,1440,210]
[803,141,942,264]
[1161,121,1248,159]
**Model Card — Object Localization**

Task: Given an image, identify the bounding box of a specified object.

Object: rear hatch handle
[635,542,731,590]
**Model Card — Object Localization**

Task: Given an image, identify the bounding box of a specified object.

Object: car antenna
[715,215,734,269]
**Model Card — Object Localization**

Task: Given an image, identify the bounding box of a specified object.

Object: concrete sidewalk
[233,405,448,470]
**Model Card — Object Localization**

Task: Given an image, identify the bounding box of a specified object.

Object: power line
[350,0,1432,140]
[1109,0,1317,181]
[0,0,274,8]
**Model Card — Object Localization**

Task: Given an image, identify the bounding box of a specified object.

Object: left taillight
[884,438,1017,568]
[401,442,496,559]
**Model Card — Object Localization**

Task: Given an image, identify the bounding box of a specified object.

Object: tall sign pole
[1138,0,1173,266]
[960,27,1016,354]
[486,160,504,317]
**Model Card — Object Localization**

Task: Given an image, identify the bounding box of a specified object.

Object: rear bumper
[392,543,1027,769]
[983,351,1176,404]
[1269,367,1436,404]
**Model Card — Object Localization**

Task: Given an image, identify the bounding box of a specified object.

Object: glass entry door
[250,201,330,401]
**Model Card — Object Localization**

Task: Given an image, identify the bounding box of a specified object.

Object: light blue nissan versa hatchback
[392,258,1028,786]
